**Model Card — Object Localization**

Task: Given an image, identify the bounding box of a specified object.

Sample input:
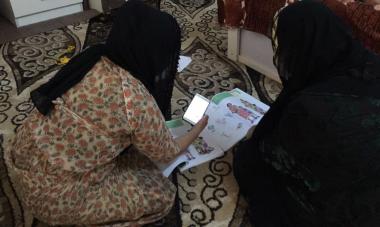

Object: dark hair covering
[233,1,380,225]
[31,0,181,119]
[253,0,376,143]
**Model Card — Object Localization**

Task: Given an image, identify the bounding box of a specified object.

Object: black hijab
[253,0,372,142]
[31,0,181,119]
[234,2,380,225]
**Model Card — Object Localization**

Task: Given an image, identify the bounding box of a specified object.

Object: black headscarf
[253,0,371,142]
[31,0,181,119]
[234,3,379,225]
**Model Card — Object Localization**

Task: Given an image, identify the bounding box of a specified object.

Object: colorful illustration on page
[227,103,259,124]
[193,137,215,155]
[240,99,266,115]
[185,151,196,161]
[216,118,227,125]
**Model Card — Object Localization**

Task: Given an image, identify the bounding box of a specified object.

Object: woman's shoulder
[97,56,143,85]
[276,80,380,155]
[285,76,380,127]
[96,56,128,75]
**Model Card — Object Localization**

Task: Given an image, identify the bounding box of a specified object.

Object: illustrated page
[202,88,270,151]
[158,119,223,177]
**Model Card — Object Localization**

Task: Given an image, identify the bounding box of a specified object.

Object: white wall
[0,0,83,27]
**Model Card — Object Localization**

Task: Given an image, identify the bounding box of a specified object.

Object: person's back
[233,1,380,226]
[4,1,208,225]
[6,57,180,225]
[269,53,380,226]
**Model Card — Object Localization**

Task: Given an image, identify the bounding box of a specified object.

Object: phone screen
[183,94,210,125]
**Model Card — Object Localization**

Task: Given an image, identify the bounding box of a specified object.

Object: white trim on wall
[11,0,82,18]
[88,0,104,12]
[227,28,281,83]
[15,3,83,27]
[227,28,240,61]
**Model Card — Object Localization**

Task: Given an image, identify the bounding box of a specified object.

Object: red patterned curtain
[217,0,288,36]
[218,0,380,54]
[322,0,380,54]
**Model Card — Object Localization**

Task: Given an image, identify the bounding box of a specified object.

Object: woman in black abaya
[233,1,380,226]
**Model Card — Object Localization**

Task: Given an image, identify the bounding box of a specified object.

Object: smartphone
[183,94,210,125]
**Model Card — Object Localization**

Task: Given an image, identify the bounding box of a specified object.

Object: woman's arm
[174,116,208,152]
[123,74,207,163]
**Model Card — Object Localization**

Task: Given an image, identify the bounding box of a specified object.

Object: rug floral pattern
[0,0,282,226]
[3,28,82,94]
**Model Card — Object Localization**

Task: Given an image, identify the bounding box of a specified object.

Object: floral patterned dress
[4,57,181,226]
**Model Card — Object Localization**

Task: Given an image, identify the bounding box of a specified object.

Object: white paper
[202,88,270,150]
[158,89,270,177]
[177,56,192,72]
[157,119,223,177]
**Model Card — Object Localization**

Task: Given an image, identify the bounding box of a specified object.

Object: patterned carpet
[0,0,281,226]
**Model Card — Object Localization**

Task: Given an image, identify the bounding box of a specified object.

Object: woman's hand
[174,115,209,152]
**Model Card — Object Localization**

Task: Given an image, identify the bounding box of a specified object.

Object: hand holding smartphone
[175,94,209,153]
[183,94,210,125]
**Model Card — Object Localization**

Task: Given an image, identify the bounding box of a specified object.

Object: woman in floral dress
[4,1,208,226]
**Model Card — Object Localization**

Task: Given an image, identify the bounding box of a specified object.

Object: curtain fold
[217,0,380,54]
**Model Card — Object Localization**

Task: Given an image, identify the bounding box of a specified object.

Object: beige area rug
[0,0,282,226]
[163,1,280,225]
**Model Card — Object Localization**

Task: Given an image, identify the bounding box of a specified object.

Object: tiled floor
[0,10,99,45]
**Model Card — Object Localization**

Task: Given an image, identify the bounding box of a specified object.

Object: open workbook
[157,88,270,177]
